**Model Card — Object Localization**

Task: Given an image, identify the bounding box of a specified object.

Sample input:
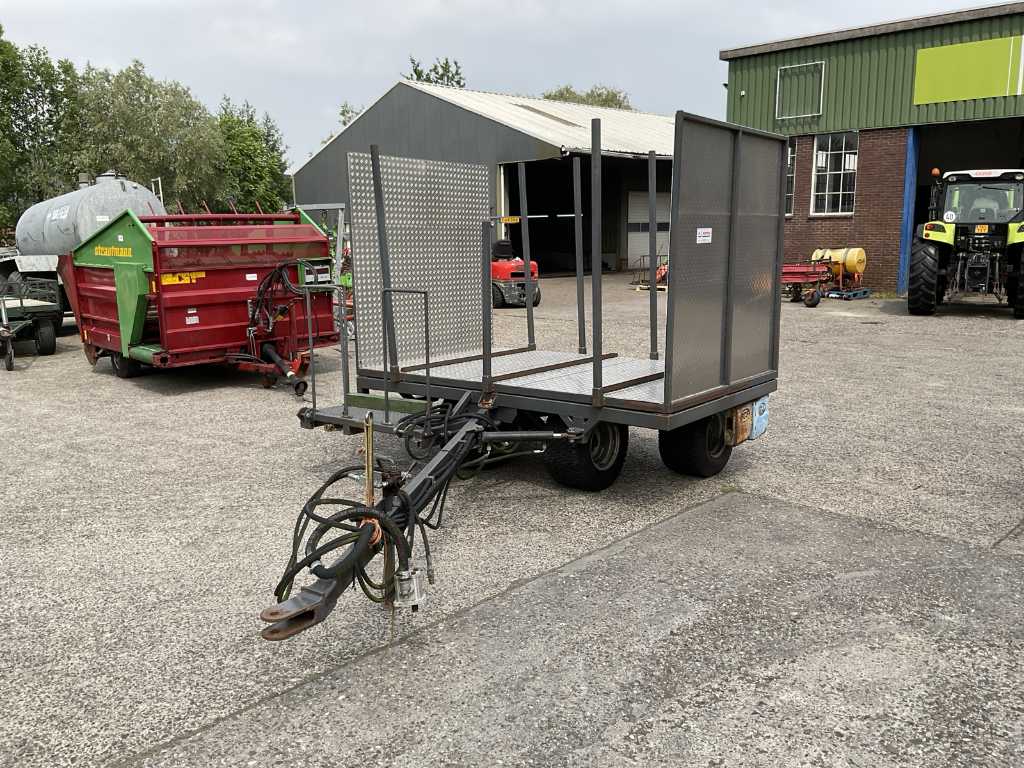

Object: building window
[785,137,796,215]
[811,132,857,215]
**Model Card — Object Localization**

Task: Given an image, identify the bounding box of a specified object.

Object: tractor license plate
[975,224,989,234]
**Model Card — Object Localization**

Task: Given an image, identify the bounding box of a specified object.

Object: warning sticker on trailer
[185,315,199,325]
[161,271,206,285]
[696,227,713,244]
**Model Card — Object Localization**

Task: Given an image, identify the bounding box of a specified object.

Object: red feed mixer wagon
[58,211,338,394]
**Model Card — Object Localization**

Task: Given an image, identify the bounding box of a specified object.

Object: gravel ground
[1,274,1021,767]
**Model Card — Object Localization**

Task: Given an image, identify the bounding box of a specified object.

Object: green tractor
[909,168,1024,318]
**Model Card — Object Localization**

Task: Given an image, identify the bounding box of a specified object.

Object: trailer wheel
[531,285,542,307]
[543,421,628,491]
[3,342,13,371]
[658,412,732,478]
[491,284,504,308]
[111,353,142,379]
[803,289,822,308]
[35,320,56,356]
[908,239,939,316]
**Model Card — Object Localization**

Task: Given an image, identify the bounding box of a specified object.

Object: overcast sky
[0,0,987,167]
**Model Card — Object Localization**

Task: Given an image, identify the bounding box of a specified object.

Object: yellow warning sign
[160,271,206,285]
[499,216,521,224]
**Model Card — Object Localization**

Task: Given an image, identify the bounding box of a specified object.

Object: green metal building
[721,2,1024,291]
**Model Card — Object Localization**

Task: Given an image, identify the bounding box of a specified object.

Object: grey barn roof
[289,81,676,176]
[719,1,1024,60]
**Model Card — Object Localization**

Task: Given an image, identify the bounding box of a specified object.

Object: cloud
[1,0,965,165]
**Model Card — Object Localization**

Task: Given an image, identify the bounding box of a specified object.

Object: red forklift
[490,238,540,308]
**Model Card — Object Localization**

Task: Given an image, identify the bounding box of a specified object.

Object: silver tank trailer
[15,172,167,258]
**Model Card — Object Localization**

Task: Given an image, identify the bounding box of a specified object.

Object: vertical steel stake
[481,220,494,396]
[647,151,659,361]
[517,162,536,349]
[573,156,587,355]
[590,119,603,402]
[370,145,398,371]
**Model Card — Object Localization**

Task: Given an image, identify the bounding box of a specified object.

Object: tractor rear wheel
[908,239,939,316]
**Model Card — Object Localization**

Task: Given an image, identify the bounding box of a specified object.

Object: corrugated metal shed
[723,4,1024,134]
[400,81,676,157]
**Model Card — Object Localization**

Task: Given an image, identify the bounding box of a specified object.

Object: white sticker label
[186,307,197,314]
[943,210,956,223]
[185,315,199,325]
[48,205,70,221]
[95,215,110,223]
[117,234,124,242]
[696,227,713,244]
[245,273,258,281]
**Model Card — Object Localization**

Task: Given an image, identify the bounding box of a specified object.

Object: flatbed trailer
[298,113,785,490]
[259,112,785,640]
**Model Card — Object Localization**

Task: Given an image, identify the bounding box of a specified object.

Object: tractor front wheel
[908,239,939,316]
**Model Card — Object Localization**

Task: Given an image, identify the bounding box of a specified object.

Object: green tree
[0,26,82,227]
[74,61,224,211]
[405,56,465,88]
[217,98,290,212]
[543,84,633,110]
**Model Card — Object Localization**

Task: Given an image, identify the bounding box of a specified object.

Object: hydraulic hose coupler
[393,568,427,611]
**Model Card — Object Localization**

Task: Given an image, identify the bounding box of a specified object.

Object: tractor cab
[912,168,1024,317]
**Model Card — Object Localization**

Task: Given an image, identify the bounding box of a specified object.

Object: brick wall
[785,127,908,291]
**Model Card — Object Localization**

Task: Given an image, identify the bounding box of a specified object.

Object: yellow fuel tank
[811,247,867,277]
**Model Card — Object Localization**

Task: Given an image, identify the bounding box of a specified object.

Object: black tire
[908,239,939,316]
[3,343,13,371]
[788,285,803,302]
[803,289,822,308]
[35,320,56,356]
[111,352,142,379]
[543,421,628,491]
[658,412,733,478]
[1015,278,1024,319]
[491,284,504,308]
[531,284,542,307]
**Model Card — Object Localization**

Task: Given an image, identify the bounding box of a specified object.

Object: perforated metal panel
[347,153,490,370]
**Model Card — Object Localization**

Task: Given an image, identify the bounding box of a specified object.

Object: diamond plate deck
[378,350,665,405]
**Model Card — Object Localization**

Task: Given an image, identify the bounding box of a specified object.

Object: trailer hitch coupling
[259,577,344,641]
